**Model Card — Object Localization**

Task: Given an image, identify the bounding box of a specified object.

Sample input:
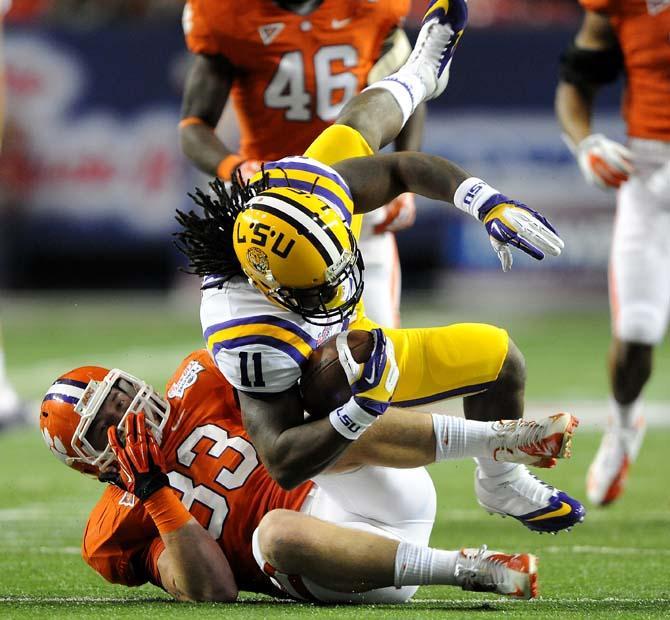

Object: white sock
[475,457,518,478]
[363,71,427,126]
[432,415,493,461]
[394,541,460,587]
[610,397,642,429]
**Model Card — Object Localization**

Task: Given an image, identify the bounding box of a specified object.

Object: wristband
[216,154,244,181]
[178,116,210,130]
[329,397,378,441]
[143,486,192,535]
[453,177,500,220]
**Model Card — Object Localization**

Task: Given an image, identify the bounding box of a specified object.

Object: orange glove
[107,412,168,501]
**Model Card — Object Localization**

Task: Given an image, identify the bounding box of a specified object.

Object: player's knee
[256,510,302,568]
[498,339,526,392]
[615,306,666,346]
[376,468,436,542]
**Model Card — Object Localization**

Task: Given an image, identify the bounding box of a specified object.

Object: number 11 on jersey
[239,351,265,388]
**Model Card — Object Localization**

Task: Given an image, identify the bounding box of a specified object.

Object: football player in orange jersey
[178,0,426,327]
[555,0,670,507]
[38,350,566,602]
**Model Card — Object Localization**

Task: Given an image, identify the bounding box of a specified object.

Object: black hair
[174,171,270,282]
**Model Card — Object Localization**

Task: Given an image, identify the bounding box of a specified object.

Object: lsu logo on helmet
[233,186,364,325]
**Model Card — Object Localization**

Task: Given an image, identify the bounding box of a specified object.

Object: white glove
[573,133,634,190]
[454,178,564,272]
[374,193,417,234]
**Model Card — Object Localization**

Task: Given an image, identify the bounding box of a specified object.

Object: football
[300,330,374,418]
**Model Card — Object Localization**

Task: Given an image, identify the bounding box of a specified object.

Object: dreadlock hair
[174,170,270,282]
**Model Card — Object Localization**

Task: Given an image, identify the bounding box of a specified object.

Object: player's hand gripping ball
[107,412,169,501]
[338,328,399,416]
[301,330,380,418]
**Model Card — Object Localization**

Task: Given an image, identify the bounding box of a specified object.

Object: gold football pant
[303,124,373,241]
[352,316,510,406]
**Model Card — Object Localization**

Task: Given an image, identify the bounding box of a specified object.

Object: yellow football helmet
[234,186,364,325]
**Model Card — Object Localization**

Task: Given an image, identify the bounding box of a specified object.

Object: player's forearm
[180,53,237,177]
[339,152,469,214]
[157,520,238,602]
[179,123,234,177]
[329,407,435,471]
[395,152,470,203]
[265,418,354,489]
[555,81,597,145]
[142,487,237,602]
[240,389,356,489]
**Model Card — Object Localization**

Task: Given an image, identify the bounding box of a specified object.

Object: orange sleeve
[392,0,411,26]
[578,0,618,13]
[182,0,227,56]
[82,487,162,587]
[145,537,167,587]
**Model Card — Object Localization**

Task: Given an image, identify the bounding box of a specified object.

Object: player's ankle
[394,541,459,587]
[363,71,427,126]
[475,458,518,479]
[433,415,493,461]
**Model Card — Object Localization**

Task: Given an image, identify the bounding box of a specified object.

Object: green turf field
[1,297,669,618]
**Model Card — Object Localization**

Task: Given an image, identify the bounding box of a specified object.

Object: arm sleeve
[182,0,226,56]
[578,0,618,13]
[391,0,411,25]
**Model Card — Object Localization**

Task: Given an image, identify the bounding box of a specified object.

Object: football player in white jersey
[179,0,423,328]
[177,1,585,534]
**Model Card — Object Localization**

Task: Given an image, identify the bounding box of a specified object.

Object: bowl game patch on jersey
[167,359,205,399]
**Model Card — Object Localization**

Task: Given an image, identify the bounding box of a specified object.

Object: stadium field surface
[1,297,668,618]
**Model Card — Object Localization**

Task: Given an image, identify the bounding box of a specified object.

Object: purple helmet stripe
[43,393,80,405]
[55,378,89,389]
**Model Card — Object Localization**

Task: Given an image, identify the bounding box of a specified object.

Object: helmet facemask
[270,232,365,326]
[70,369,170,473]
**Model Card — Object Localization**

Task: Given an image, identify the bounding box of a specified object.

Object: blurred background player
[40,350,543,602]
[0,0,26,431]
[179,0,429,327]
[555,0,670,506]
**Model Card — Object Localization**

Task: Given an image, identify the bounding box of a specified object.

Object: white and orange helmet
[40,366,170,476]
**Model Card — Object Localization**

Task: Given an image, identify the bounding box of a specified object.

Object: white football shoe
[476,465,586,533]
[489,413,579,468]
[586,416,646,506]
[455,545,538,599]
[400,0,468,100]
